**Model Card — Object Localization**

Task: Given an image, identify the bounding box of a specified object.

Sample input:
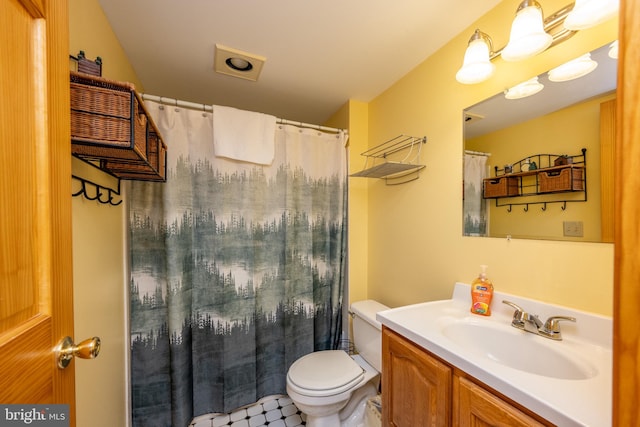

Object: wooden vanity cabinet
[382,327,553,427]
[382,327,452,426]
[454,376,547,427]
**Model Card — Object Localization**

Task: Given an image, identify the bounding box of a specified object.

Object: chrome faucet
[502,300,576,341]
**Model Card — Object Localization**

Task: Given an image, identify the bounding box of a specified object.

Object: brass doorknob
[55,336,101,369]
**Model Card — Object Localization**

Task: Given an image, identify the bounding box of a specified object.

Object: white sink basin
[376,282,612,427]
[441,320,598,380]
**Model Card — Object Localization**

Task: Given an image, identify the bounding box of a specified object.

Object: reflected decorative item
[554,155,569,166]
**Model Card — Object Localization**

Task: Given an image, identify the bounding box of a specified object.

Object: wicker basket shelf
[538,167,584,193]
[483,176,521,198]
[481,150,587,211]
[70,71,167,182]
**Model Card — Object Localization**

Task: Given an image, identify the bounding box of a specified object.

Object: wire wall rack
[350,135,427,185]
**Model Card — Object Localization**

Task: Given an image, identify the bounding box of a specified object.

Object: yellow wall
[69,0,141,425]
[467,92,615,241]
[326,100,370,305]
[363,0,617,315]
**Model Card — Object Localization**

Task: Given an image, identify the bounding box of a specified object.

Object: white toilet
[286,300,389,427]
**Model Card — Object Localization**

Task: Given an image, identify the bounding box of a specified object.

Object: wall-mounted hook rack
[72,175,122,206]
[502,199,572,213]
[71,156,122,206]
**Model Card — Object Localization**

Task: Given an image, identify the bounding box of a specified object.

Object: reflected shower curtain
[128,101,348,427]
[463,153,489,236]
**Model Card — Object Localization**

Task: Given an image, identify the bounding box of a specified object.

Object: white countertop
[376,282,612,427]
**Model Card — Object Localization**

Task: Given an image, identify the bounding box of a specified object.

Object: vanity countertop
[376,282,612,427]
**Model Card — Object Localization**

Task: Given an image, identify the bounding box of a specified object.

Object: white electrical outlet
[563,221,584,237]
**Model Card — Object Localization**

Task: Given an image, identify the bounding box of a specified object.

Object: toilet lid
[287,350,365,393]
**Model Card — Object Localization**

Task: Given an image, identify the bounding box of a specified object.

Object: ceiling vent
[214,44,266,82]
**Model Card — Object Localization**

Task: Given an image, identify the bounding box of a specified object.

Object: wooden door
[382,327,452,427]
[0,0,75,424]
[614,0,640,424]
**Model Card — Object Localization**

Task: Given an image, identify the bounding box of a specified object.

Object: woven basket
[483,176,520,198]
[70,71,148,161]
[538,168,583,193]
[101,127,167,182]
[70,71,167,182]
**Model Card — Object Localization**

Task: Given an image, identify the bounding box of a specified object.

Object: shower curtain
[463,153,489,236]
[128,101,348,427]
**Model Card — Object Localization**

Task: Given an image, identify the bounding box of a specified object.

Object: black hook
[523,204,529,212]
[561,201,567,211]
[541,202,547,211]
[72,175,122,206]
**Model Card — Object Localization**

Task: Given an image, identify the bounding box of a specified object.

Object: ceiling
[97,0,502,125]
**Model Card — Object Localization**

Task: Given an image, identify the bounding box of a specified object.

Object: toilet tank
[350,300,389,372]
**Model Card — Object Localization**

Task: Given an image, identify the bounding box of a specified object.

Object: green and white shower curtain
[128,101,348,427]
[463,153,489,236]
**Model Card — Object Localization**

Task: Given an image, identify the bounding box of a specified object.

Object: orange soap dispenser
[470,265,493,316]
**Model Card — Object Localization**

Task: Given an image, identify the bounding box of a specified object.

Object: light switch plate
[563,221,584,237]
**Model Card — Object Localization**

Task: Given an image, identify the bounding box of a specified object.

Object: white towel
[212,105,276,165]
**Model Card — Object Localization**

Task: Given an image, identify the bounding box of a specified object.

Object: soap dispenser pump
[470,265,494,316]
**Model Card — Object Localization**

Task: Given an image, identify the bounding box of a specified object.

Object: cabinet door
[382,328,452,427]
[455,376,548,427]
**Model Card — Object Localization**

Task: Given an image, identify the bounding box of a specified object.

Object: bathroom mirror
[463,42,617,242]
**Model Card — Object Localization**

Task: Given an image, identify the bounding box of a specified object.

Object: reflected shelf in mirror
[462,42,616,243]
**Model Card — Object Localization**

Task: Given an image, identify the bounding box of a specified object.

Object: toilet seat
[287,350,365,397]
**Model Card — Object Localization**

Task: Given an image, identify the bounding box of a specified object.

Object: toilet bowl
[286,300,389,427]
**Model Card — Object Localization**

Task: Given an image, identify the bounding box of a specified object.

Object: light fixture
[564,0,619,30]
[504,77,544,99]
[548,53,598,81]
[608,40,619,59]
[214,44,266,81]
[501,0,553,62]
[225,57,253,72]
[455,30,496,84]
[456,0,618,84]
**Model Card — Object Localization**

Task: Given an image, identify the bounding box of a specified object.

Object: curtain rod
[140,93,348,135]
[464,150,491,157]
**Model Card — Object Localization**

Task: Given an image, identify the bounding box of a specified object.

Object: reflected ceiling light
[501,0,553,62]
[504,77,544,99]
[564,0,619,30]
[548,53,598,82]
[608,40,619,59]
[456,30,496,84]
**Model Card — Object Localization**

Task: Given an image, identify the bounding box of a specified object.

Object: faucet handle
[543,315,577,333]
[502,300,526,327]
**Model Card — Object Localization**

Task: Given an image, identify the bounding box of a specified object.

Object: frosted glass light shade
[504,77,544,99]
[548,53,598,82]
[501,1,553,62]
[456,31,495,84]
[564,0,619,30]
[608,40,619,59]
